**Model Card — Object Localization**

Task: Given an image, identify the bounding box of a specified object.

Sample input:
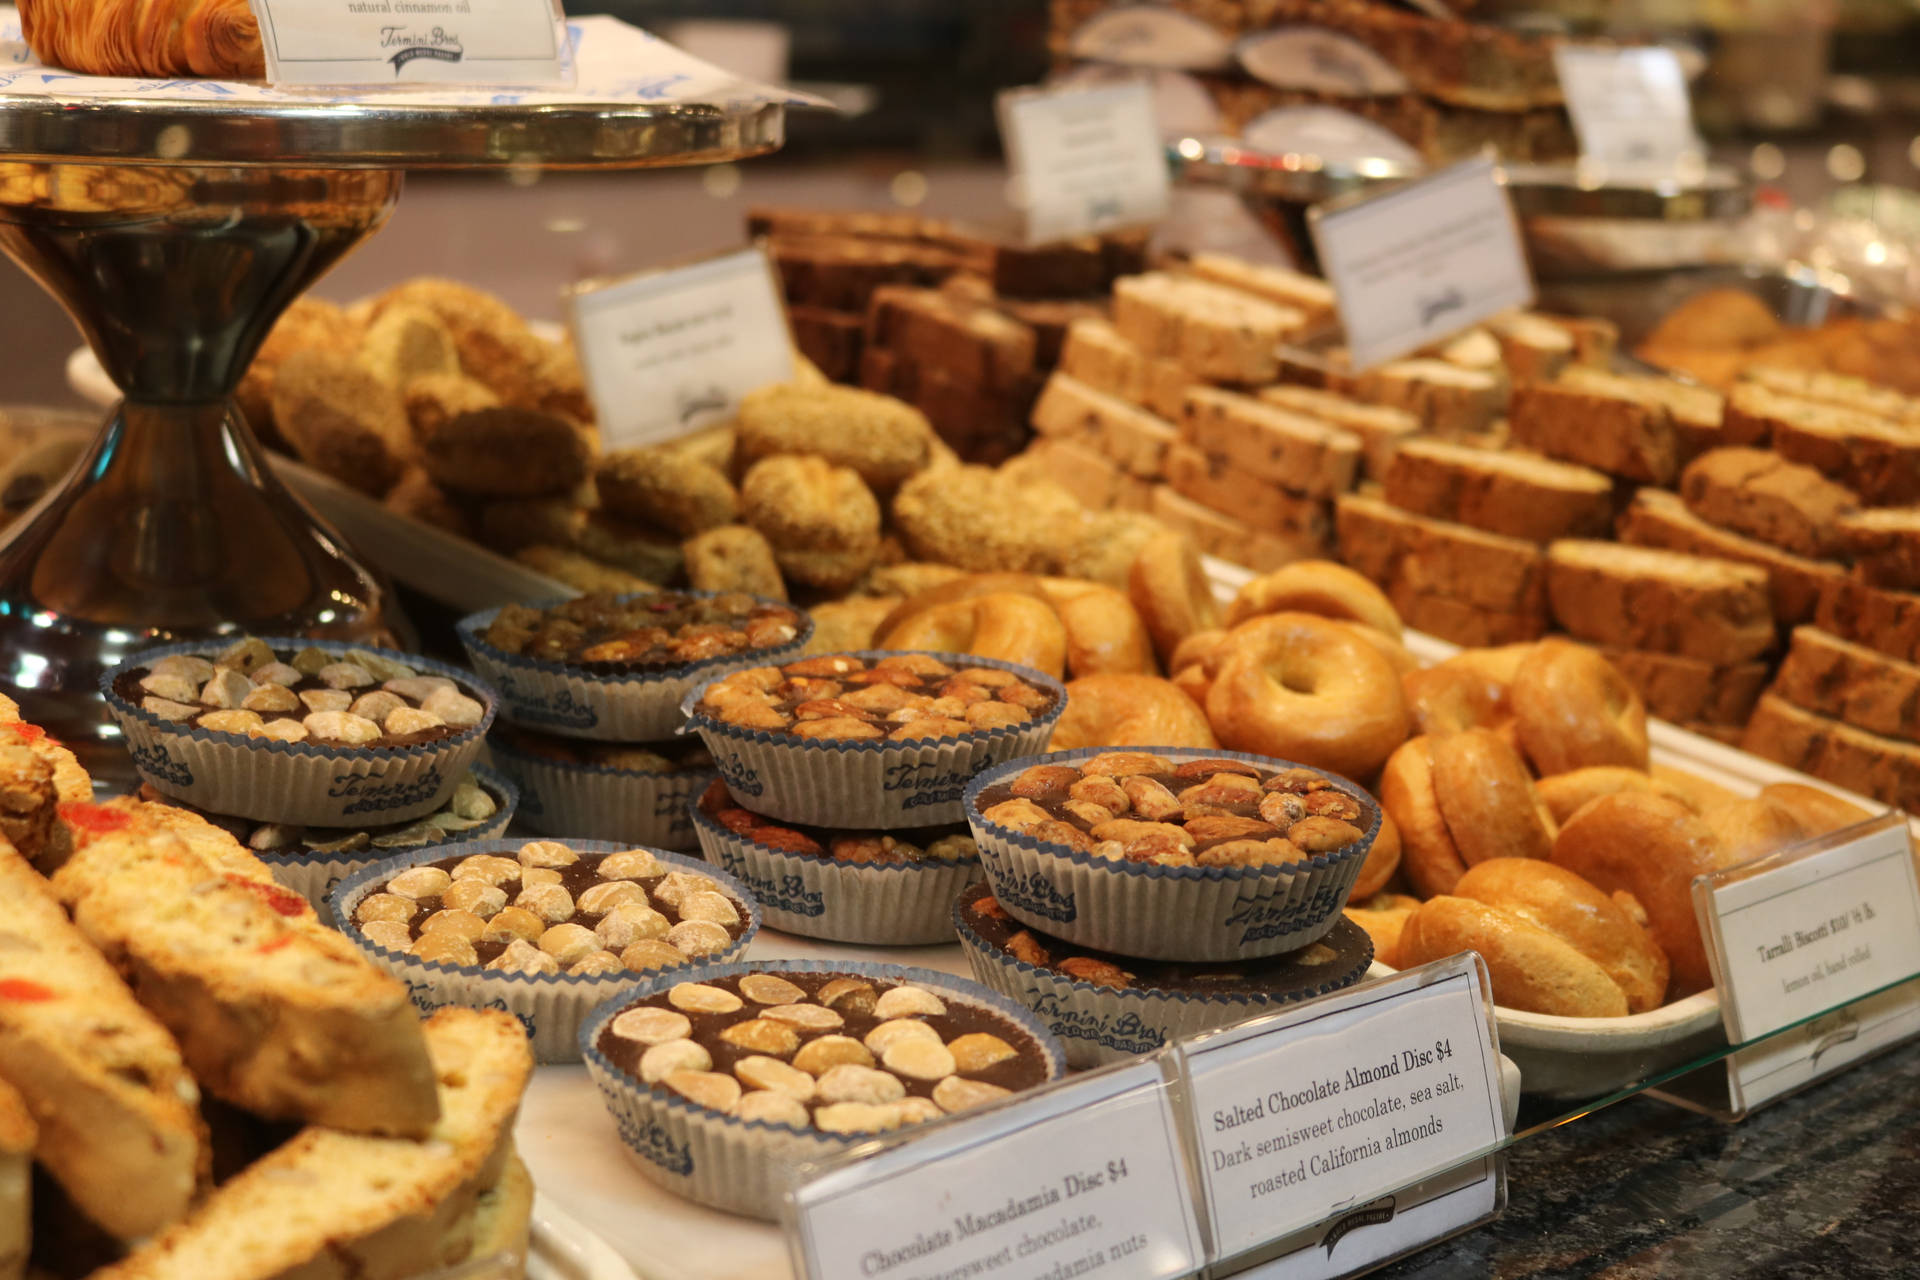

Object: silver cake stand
[1168,136,1416,272]
[0,86,784,762]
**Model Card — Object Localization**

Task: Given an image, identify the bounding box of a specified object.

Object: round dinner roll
[1380,731,1553,899]
[1402,664,1511,737]
[1204,612,1409,781]
[1702,796,1811,866]
[1536,766,1692,826]
[1350,811,1402,900]
[1037,579,1159,677]
[1757,782,1873,836]
[1128,531,1220,665]
[1226,561,1402,638]
[1048,674,1217,751]
[879,591,1068,679]
[1510,639,1650,775]
[1437,643,1536,687]
[1551,793,1727,996]
[1652,764,1740,814]
[1398,861,1669,1017]
[1343,892,1420,968]
[1378,737,1463,899]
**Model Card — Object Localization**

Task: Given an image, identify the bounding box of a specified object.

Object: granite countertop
[1376,1035,1920,1279]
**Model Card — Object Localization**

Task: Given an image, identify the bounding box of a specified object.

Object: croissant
[20,0,266,79]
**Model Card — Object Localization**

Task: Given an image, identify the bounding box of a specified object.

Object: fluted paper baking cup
[689,800,982,945]
[456,592,811,742]
[578,959,1068,1221]
[330,840,760,1064]
[103,638,496,827]
[680,650,1067,828]
[954,897,1373,1069]
[486,735,713,852]
[258,765,518,920]
[966,747,1379,963]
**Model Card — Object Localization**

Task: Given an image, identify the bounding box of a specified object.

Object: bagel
[1402,664,1511,737]
[1701,796,1809,866]
[1537,766,1694,825]
[1435,643,1536,686]
[1350,811,1402,900]
[1127,532,1220,665]
[1551,792,1727,996]
[1510,638,1649,775]
[1203,612,1409,781]
[1756,782,1873,836]
[876,573,1048,640]
[1343,891,1419,968]
[1169,629,1228,706]
[1339,620,1418,679]
[1037,579,1159,677]
[1048,673,1217,751]
[1399,858,1670,1017]
[1380,731,1552,899]
[878,590,1068,678]
[1651,764,1740,814]
[1226,560,1403,638]
[1378,737,1465,899]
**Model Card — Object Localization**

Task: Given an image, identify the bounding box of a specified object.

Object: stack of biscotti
[1028,371,1180,515]
[1721,377,1920,506]
[862,285,1045,464]
[1336,492,1552,645]
[1744,623,1920,807]
[1510,367,1686,486]
[1544,542,1775,678]
[1111,270,1311,384]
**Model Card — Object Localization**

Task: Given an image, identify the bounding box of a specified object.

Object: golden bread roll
[1037,579,1159,677]
[1510,639,1650,775]
[880,591,1068,679]
[1537,766,1690,825]
[1344,891,1420,968]
[1399,895,1634,1018]
[1351,812,1403,900]
[1701,796,1810,866]
[1448,858,1669,1013]
[1551,793,1727,995]
[1652,764,1740,813]
[1756,782,1873,835]
[1436,643,1536,686]
[1048,674,1217,751]
[1128,531,1221,665]
[1429,729,1556,867]
[1226,560,1403,638]
[1204,612,1409,781]
[876,574,1048,639]
[1403,664,1511,737]
[1378,737,1466,898]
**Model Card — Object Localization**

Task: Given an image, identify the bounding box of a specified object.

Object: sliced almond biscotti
[1722,382,1920,505]
[1181,386,1362,497]
[1678,446,1858,560]
[1742,364,1919,425]
[1182,251,1336,324]
[1598,647,1771,728]
[1814,574,1920,666]
[93,1008,532,1280]
[1741,694,1920,813]
[1618,487,1846,627]
[1336,493,1548,616]
[1029,372,1179,478]
[1257,385,1419,481]
[1384,440,1613,543]
[51,810,439,1138]
[1545,540,1775,664]
[1485,310,1575,384]
[1836,506,1920,592]
[1771,625,1920,743]
[1112,271,1303,384]
[1509,367,1679,484]
[0,840,203,1243]
[0,699,92,870]
[1352,358,1507,437]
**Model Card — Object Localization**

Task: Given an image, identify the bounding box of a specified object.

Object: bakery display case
[5,0,1920,1276]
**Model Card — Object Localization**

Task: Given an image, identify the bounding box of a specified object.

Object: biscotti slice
[1181,386,1362,496]
[1509,369,1679,484]
[1599,647,1770,728]
[0,842,202,1243]
[1112,271,1303,383]
[1744,364,1919,425]
[1387,584,1552,647]
[1183,251,1336,324]
[1837,507,1920,591]
[1772,625,1920,743]
[1352,358,1507,436]
[0,712,90,870]
[1741,694,1920,812]
[92,1008,533,1280]
[1257,385,1419,481]
[1617,488,1843,626]
[1724,382,1920,505]
[1336,492,1547,615]
[1150,485,1327,570]
[867,285,1037,392]
[1816,575,1920,666]
[1030,373,1179,478]
[1634,376,1726,465]
[1545,540,1774,663]
[1537,313,1618,368]
[52,820,439,1138]
[1164,444,1332,542]
[1384,440,1613,542]
[768,234,963,313]
[1057,317,1147,405]
[0,1076,27,1280]
[1485,311,1575,384]
[1678,447,1858,560]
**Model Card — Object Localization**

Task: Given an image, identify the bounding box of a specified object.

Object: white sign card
[1552,45,1700,177]
[1307,153,1533,370]
[1176,955,1507,1271]
[250,0,570,85]
[998,79,1172,244]
[784,1060,1204,1280]
[1694,811,1920,1046]
[567,247,795,449]
[1727,977,1920,1114]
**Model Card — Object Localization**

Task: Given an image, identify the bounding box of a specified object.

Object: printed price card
[1176,954,1507,1272]
[567,247,795,449]
[1307,153,1532,370]
[785,1060,1203,1280]
[1726,977,1920,1114]
[250,0,570,85]
[1552,45,1700,177]
[998,80,1172,244]
[1695,810,1920,1046]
